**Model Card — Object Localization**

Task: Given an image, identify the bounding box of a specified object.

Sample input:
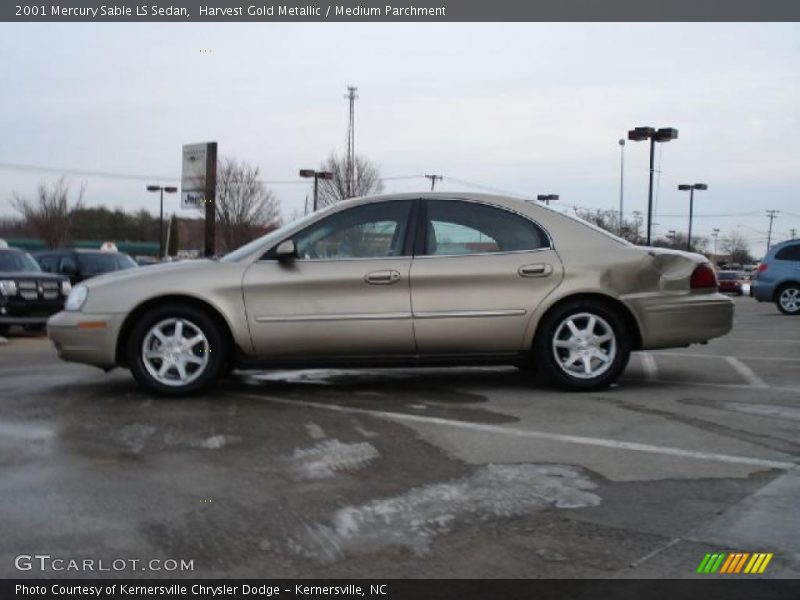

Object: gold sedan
[47,193,734,395]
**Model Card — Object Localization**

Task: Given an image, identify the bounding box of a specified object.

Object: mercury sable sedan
[47,193,734,395]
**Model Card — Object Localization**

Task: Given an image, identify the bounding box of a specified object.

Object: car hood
[0,270,67,282]
[80,260,213,288]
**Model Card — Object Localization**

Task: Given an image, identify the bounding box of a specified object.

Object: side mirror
[275,240,297,261]
[61,263,77,277]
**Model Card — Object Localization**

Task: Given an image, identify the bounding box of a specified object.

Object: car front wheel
[534,301,631,390]
[777,284,800,315]
[127,305,225,396]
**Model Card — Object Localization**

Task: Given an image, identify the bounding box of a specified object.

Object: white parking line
[724,356,769,388]
[639,353,659,381]
[652,351,800,363]
[231,393,798,471]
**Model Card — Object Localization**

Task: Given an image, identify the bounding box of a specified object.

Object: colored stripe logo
[697,552,773,574]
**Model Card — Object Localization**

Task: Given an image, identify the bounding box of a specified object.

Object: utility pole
[618,139,625,235]
[424,174,443,191]
[711,228,720,264]
[766,210,779,251]
[790,228,797,240]
[344,85,358,199]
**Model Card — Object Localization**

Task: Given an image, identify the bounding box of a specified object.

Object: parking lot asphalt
[1,296,799,579]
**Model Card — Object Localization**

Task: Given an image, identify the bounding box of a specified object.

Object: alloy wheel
[779,287,800,313]
[552,312,617,379]
[141,318,210,387]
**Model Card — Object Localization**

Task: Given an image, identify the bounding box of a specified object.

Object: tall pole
[687,187,695,252]
[313,174,319,212]
[158,188,164,259]
[712,228,719,263]
[618,139,625,235]
[646,137,655,245]
[345,86,358,199]
[766,210,779,251]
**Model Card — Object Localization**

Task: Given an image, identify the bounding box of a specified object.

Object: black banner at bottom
[3,579,800,600]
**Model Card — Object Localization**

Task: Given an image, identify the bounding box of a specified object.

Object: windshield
[77,252,137,275]
[220,211,321,262]
[0,251,42,272]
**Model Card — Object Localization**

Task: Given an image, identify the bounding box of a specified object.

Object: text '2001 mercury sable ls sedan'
[47,193,734,395]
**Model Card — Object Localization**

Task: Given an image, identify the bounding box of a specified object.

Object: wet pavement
[1,297,799,578]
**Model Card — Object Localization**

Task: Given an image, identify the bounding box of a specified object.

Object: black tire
[776,283,800,315]
[0,325,9,336]
[127,304,226,396]
[534,300,631,391]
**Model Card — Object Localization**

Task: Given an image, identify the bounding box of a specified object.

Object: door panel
[242,259,414,356]
[411,199,563,354]
[411,250,562,353]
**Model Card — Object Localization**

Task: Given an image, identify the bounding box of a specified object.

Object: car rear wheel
[127,305,225,396]
[0,325,9,336]
[777,284,800,315]
[534,301,631,390]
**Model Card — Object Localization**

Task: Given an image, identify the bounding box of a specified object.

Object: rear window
[77,252,137,275]
[0,251,42,272]
[717,272,742,280]
[774,244,800,262]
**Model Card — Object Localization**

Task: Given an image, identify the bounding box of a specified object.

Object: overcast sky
[1,22,798,256]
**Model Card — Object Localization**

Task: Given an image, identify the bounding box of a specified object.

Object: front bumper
[625,292,735,350]
[47,311,124,369]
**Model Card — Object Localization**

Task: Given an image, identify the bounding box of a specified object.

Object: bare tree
[11,178,86,248]
[215,157,281,252]
[316,152,384,208]
[721,230,753,265]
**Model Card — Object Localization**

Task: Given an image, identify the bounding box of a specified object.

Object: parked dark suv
[751,239,800,315]
[0,247,71,335]
[33,248,138,284]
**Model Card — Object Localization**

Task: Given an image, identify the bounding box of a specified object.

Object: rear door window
[775,244,800,261]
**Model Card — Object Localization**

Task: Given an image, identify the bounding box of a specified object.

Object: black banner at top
[4,0,800,22]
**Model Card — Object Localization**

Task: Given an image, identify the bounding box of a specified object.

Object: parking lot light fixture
[147,185,178,259]
[300,169,335,212]
[678,183,708,252]
[627,126,679,246]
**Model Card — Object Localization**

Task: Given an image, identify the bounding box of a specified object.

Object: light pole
[618,139,625,235]
[711,228,720,263]
[537,194,559,206]
[678,183,708,252]
[147,185,178,259]
[299,169,334,212]
[627,126,679,246]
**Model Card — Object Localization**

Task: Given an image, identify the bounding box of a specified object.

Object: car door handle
[518,263,553,278]
[364,269,401,285]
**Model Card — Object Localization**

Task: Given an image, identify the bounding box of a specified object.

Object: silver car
[47,193,734,395]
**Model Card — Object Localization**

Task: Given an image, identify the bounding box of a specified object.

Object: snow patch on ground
[305,422,327,440]
[290,439,380,479]
[195,434,230,450]
[292,464,600,561]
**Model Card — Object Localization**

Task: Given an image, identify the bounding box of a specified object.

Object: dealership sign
[181,142,214,210]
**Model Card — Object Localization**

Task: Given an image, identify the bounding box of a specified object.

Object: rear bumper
[625,292,734,350]
[47,311,123,369]
[750,280,774,302]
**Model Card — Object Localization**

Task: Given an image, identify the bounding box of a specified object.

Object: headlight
[61,280,72,296]
[65,285,88,311]
[0,280,17,296]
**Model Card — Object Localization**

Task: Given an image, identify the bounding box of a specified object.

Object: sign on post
[181,142,217,256]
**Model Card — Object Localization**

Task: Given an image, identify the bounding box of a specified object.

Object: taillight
[690,264,718,290]
[757,263,768,272]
